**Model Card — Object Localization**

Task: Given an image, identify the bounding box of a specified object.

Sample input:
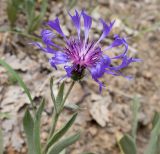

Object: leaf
[145,112,160,154]
[25,0,35,24]
[7,0,23,27]
[50,77,56,111]
[131,96,140,142]
[33,99,45,154]
[47,132,80,154]
[28,15,41,33]
[23,109,34,154]
[119,134,137,154]
[46,113,78,150]
[35,99,45,121]
[27,0,48,33]
[64,104,80,111]
[56,82,65,113]
[0,127,3,154]
[152,112,160,129]
[7,0,17,27]
[0,59,33,104]
[59,149,66,154]
[67,0,78,10]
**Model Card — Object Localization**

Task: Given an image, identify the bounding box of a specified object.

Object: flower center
[65,39,102,67]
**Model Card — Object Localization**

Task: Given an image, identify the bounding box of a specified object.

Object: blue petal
[47,18,66,39]
[82,11,92,44]
[105,69,133,79]
[110,56,141,71]
[94,78,104,93]
[90,55,111,79]
[41,29,62,50]
[64,65,75,77]
[96,19,115,45]
[41,29,55,43]
[49,52,69,69]
[31,42,57,53]
[105,35,128,58]
[69,10,81,39]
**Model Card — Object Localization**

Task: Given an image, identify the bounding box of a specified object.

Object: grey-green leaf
[145,112,160,154]
[27,0,48,33]
[23,109,34,154]
[46,113,78,150]
[33,99,45,154]
[50,77,56,111]
[67,0,78,9]
[64,104,80,111]
[0,127,3,154]
[7,0,17,27]
[119,134,137,154]
[25,0,35,23]
[59,149,66,154]
[56,82,65,113]
[47,132,80,154]
[32,0,48,31]
[152,112,160,129]
[7,0,23,27]
[0,59,33,104]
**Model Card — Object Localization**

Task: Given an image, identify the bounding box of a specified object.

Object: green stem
[48,111,59,139]
[48,81,75,138]
[43,81,75,153]
[63,81,75,105]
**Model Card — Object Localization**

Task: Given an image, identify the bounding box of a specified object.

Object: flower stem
[63,81,75,105]
[43,81,75,153]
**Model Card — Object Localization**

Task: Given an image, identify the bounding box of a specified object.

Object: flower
[32,10,141,91]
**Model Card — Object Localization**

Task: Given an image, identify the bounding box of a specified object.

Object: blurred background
[0,0,160,153]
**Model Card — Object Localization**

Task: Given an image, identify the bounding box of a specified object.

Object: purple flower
[32,10,141,91]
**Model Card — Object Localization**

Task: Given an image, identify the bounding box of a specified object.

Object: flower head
[33,10,141,91]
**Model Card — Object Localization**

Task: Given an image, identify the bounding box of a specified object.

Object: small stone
[88,127,98,136]
[41,131,48,141]
[21,147,27,153]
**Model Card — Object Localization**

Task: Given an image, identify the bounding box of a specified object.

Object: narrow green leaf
[28,15,41,33]
[0,59,33,104]
[59,149,66,154]
[67,0,78,9]
[7,0,18,27]
[56,82,65,113]
[33,99,45,154]
[27,0,48,33]
[145,113,160,154]
[23,109,34,154]
[50,77,56,111]
[35,99,45,121]
[64,104,80,111]
[119,134,137,154]
[7,0,23,27]
[46,113,78,150]
[25,0,35,23]
[131,96,140,142]
[152,112,160,129]
[0,127,3,154]
[47,132,80,154]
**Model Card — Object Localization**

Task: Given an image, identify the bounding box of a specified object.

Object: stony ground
[0,0,160,154]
